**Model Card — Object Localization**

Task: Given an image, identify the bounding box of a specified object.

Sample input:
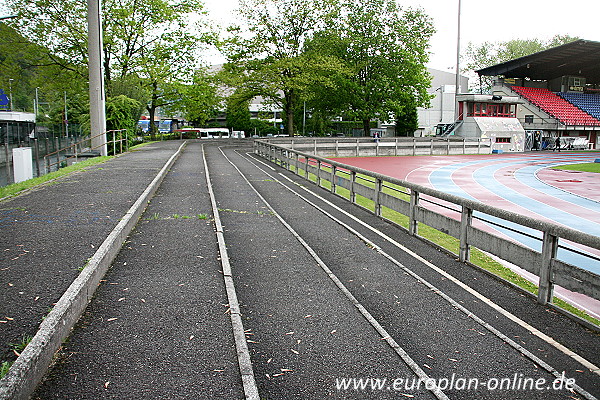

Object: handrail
[254,139,600,307]
[43,129,128,173]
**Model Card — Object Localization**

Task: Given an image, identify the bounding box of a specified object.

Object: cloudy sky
[202,0,600,71]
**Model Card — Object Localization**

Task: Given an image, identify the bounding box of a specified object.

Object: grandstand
[476,40,600,150]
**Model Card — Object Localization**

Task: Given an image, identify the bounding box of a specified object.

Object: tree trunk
[147,81,159,140]
[363,119,371,137]
[284,89,295,137]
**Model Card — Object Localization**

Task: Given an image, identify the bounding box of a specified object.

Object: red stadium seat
[512,86,600,126]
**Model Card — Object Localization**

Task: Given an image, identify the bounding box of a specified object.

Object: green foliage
[10,335,33,354]
[6,0,216,137]
[247,119,278,137]
[225,92,252,132]
[166,71,221,126]
[303,0,434,136]
[395,102,419,136]
[223,0,340,136]
[1,361,12,379]
[105,95,142,148]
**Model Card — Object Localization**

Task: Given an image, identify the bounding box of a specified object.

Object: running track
[331,152,600,317]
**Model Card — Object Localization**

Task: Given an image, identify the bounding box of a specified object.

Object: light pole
[88,0,107,156]
[454,0,462,120]
[8,78,13,110]
[35,87,39,118]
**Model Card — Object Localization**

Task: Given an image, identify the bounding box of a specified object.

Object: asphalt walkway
[1,140,599,399]
[1,141,183,365]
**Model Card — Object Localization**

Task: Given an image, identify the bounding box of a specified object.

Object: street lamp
[454,0,462,120]
[8,78,13,110]
[88,0,107,156]
[35,87,39,119]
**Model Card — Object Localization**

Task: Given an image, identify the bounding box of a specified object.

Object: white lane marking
[202,145,259,400]
[241,151,599,398]
[224,148,450,400]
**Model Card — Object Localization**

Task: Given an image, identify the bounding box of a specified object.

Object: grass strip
[552,163,600,173]
[0,156,112,200]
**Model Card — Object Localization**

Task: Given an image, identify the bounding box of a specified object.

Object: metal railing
[262,136,493,158]
[254,140,600,307]
[43,129,128,174]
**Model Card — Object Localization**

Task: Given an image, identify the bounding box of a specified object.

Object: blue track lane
[427,154,600,275]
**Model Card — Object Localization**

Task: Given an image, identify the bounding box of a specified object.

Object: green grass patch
[10,335,33,355]
[0,156,112,200]
[129,141,158,151]
[552,162,600,173]
[1,361,12,379]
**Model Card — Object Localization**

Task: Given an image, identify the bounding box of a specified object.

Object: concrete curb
[0,142,187,400]
[201,145,259,400]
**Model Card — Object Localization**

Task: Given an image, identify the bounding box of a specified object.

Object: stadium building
[475,39,600,151]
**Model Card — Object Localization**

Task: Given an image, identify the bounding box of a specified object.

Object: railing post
[55,137,60,167]
[356,139,360,156]
[375,178,383,217]
[409,189,420,236]
[394,138,398,156]
[447,138,451,155]
[459,206,473,262]
[335,140,339,156]
[538,232,558,305]
[34,139,41,178]
[350,170,357,204]
[462,138,466,154]
[294,152,299,175]
[316,160,321,186]
[412,138,416,156]
[304,155,309,178]
[314,139,317,155]
[331,165,337,194]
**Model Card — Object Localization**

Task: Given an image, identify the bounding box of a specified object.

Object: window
[524,115,534,124]
[467,102,516,118]
[496,137,511,143]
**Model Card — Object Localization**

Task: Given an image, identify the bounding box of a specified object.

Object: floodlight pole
[8,78,13,110]
[454,0,462,120]
[88,0,107,156]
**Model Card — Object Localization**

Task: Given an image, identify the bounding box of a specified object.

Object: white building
[414,68,469,136]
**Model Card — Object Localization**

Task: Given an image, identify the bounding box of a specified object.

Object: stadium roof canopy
[476,40,600,84]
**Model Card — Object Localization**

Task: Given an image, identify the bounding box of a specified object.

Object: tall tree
[223,0,339,136]
[7,0,209,86]
[7,0,215,136]
[310,0,435,136]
